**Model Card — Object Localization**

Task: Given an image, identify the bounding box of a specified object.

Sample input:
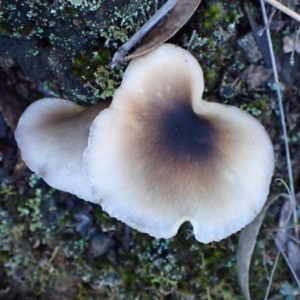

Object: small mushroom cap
[84,43,274,243]
[15,98,109,201]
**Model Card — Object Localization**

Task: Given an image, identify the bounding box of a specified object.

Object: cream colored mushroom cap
[84,44,274,243]
[15,98,109,202]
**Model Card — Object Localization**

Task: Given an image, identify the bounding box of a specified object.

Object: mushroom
[15,98,110,202]
[15,43,274,243]
[84,43,274,243]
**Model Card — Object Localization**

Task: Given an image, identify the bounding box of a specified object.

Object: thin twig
[265,0,300,22]
[275,231,300,244]
[271,233,300,288]
[111,0,179,67]
[259,0,298,239]
[264,251,280,300]
[187,29,197,50]
[49,246,60,263]
[258,7,276,37]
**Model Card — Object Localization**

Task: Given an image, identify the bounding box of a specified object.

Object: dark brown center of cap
[131,96,223,189]
[159,102,217,162]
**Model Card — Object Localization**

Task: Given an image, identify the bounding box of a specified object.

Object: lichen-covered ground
[0,0,300,299]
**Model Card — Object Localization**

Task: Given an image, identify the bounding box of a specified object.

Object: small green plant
[202,1,225,31]
[280,282,300,300]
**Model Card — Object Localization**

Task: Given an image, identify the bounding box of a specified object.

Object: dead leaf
[279,53,299,86]
[283,33,300,53]
[112,0,201,64]
[274,199,292,251]
[125,0,200,59]
[240,64,272,90]
[237,193,288,300]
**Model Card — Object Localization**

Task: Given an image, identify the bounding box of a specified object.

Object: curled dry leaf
[240,64,272,90]
[237,193,288,300]
[112,0,201,64]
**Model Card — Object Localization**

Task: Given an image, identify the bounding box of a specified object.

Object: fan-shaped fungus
[15,98,110,202]
[15,44,274,243]
[84,44,274,243]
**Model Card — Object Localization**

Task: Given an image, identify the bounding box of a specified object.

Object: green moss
[205,70,216,88]
[86,49,111,72]
[94,65,125,99]
[224,4,242,24]
[203,20,213,31]
[201,1,225,33]
[71,47,123,100]
[0,251,9,262]
[0,181,279,299]
[0,22,12,35]
[64,7,78,17]
[208,2,224,21]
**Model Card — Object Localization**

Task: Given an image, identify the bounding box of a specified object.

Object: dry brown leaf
[237,193,288,300]
[112,0,201,64]
[283,32,300,53]
[125,0,201,60]
[240,64,272,90]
